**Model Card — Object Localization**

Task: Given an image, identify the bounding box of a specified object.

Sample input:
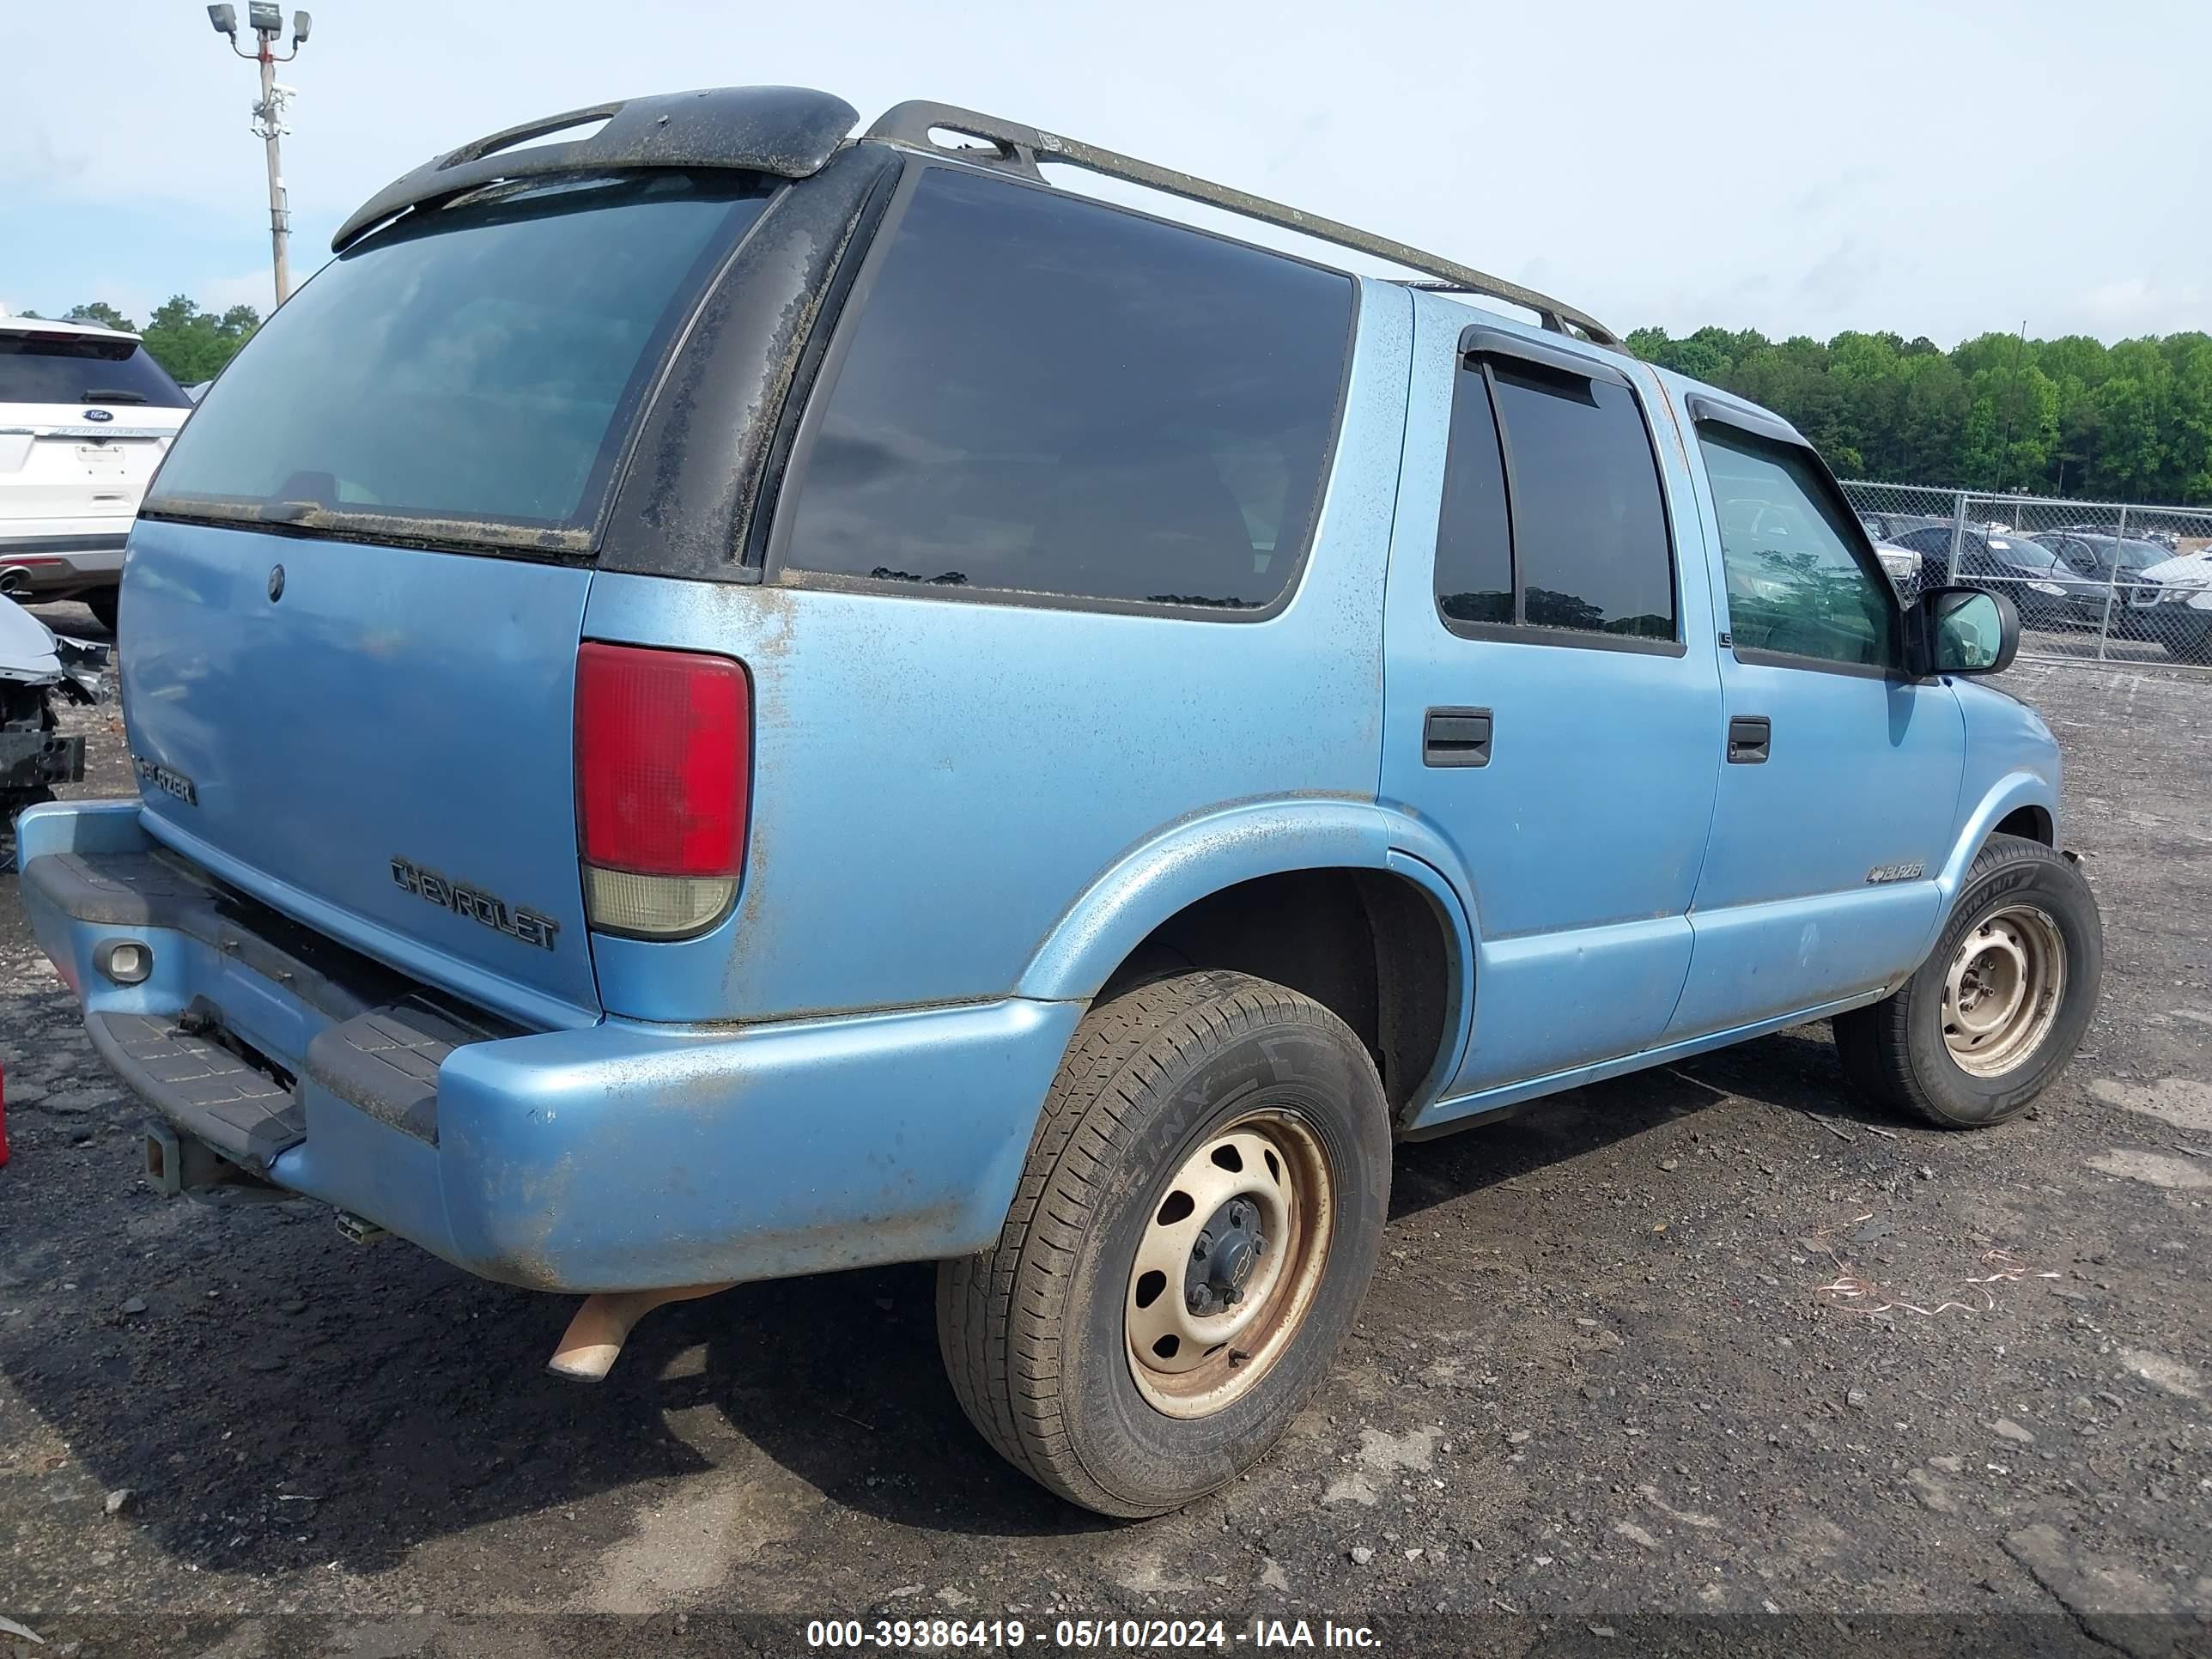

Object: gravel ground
[2,608,2207,1658]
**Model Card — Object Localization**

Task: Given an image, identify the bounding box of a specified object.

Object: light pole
[206,4,313,308]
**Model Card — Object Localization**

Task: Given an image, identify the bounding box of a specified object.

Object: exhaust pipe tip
[547,1282,736,1382]
[0,568,31,598]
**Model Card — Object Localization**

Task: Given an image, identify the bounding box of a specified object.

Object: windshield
[147,171,774,541]
[1989,537,2061,571]
[0,333,191,408]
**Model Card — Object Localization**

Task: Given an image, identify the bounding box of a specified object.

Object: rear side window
[147,173,774,540]
[1431,354,1677,645]
[775,165,1355,611]
[0,334,190,408]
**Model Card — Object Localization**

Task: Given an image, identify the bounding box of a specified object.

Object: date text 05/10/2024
[802,1618,1383,1650]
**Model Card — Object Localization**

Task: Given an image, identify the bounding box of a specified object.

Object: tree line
[1627,325,2212,505]
[21,297,261,387]
[27,293,2212,506]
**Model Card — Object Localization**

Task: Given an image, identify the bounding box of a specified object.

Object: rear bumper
[16,799,1079,1292]
[0,525,129,592]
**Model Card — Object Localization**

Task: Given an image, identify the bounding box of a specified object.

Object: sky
[3,0,2207,346]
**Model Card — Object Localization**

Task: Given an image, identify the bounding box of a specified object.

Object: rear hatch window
[0,332,191,408]
[145,172,775,550]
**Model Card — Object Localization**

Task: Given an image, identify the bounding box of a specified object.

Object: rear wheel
[938,970,1391,1516]
[1836,833,2101,1127]
[85,587,118,636]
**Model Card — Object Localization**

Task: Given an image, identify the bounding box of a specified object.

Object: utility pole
[206,6,313,308]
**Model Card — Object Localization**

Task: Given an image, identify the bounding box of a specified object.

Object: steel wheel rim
[1124,1109,1334,1419]
[1942,902,2065,1078]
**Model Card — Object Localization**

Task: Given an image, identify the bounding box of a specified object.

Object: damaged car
[1,596,101,827]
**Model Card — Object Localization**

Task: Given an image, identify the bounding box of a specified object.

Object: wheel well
[1097,869,1455,1115]
[1993,805,2054,847]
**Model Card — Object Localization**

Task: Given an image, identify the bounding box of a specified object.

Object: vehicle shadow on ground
[1389,1021,1916,1224]
[0,1001,1909,1577]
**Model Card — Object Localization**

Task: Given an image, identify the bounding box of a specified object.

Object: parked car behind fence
[1844,481,2212,669]
[2028,533,2172,635]
[1885,522,2099,627]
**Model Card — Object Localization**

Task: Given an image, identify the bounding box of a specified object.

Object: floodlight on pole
[208,5,312,307]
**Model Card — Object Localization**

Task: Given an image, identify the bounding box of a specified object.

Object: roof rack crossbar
[865,100,1618,347]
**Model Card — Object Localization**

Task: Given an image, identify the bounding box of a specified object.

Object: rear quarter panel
[581,281,1414,1023]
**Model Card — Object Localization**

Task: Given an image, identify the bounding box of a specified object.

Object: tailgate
[122,518,600,1024]
[0,405,173,522]
[0,328,191,524]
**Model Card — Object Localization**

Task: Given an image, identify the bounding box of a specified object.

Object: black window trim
[1463,324,1636,392]
[737,155,906,574]
[1683,390,1797,448]
[762,153,1360,624]
[1433,327,1688,659]
[1690,407,1914,684]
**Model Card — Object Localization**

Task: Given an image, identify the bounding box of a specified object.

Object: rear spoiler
[332,85,859,252]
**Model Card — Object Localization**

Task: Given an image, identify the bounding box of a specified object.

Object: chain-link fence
[1842,481,2212,674]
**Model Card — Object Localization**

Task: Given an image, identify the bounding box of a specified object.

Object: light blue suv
[15,88,2102,1516]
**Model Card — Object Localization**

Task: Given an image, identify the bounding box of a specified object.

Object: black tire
[86,587,119,636]
[1835,833,2101,1128]
[938,969,1391,1517]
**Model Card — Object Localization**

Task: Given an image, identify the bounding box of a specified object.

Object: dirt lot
[2,606,2207,1658]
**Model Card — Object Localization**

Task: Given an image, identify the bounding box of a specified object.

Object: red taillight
[574,641,750,937]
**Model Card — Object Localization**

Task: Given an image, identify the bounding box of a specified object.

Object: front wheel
[938,970,1391,1516]
[1836,833,2102,1127]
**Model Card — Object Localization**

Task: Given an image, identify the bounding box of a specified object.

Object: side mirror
[1908,584,2018,678]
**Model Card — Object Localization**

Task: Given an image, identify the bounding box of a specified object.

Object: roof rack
[331,88,1617,346]
[865,100,1618,347]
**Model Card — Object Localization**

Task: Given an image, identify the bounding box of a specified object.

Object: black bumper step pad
[304,1000,489,1146]
[88,1010,305,1172]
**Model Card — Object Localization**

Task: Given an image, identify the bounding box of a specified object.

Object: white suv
[1,315,195,630]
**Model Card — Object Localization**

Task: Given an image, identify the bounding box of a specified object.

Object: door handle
[1727,715,1771,764]
[1424,707,1492,768]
